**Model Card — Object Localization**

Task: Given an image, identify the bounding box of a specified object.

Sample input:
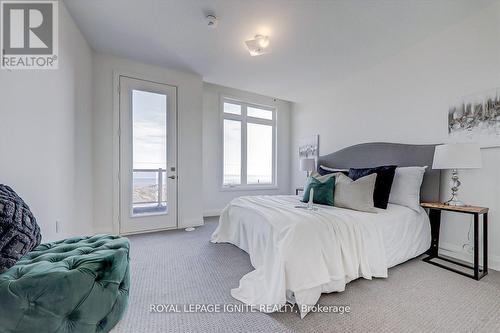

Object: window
[222,97,276,188]
[132,90,168,215]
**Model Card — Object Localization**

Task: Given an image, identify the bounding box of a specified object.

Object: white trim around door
[113,72,179,235]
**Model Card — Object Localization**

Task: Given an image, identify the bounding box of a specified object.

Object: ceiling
[64,0,496,102]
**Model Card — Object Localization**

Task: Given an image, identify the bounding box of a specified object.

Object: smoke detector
[206,14,218,28]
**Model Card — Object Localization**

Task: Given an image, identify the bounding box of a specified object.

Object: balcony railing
[132,168,167,215]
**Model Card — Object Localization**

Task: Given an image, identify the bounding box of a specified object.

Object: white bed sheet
[211,195,430,317]
[378,203,431,268]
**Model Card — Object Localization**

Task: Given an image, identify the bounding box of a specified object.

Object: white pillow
[319,165,348,173]
[388,166,427,212]
[334,173,377,213]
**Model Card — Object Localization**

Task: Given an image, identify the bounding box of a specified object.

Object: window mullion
[273,115,277,186]
[241,105,248,185]
[246,117,273,126]
[223,113,242,121]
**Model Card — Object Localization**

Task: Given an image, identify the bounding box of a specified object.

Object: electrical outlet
[463,243,474,255]
[55,220,61,234]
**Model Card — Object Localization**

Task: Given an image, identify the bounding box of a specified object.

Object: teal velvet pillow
[301,176,335,206]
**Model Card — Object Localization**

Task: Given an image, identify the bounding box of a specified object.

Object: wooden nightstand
[421,202,488,280]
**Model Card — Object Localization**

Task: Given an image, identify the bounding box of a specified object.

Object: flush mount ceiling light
[245,35,270,56]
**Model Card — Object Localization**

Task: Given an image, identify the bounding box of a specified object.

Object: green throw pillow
[301,176,335,206]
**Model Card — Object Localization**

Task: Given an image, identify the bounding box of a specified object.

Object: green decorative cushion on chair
[0,235,130,333]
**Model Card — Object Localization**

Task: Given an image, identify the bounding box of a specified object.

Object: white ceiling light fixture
[245,35,270,56]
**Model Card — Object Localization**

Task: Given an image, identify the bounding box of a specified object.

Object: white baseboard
[439,241,500,272]
[203,209,222,217]
[179,218,204,228]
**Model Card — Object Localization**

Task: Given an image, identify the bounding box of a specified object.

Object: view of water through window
[132,90,168,215]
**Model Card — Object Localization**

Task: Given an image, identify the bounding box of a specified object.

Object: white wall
[0,2,94,242]
[92,54,204,233]
[202,83,292,215]
[291,2,500,269]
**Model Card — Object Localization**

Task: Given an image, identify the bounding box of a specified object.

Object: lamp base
[444,169,466,206]
[444,198,466,207]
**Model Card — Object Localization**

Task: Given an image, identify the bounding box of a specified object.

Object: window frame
[220,95,277,191]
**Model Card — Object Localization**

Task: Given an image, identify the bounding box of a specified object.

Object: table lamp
[300,158,315,178]
[432,143,482,206]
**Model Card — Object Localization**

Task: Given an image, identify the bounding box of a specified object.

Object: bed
[211,142,440,317]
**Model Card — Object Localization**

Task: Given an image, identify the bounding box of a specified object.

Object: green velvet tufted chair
[0,235,130,333]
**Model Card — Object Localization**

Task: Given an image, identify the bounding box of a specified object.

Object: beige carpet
[113,217,500,333]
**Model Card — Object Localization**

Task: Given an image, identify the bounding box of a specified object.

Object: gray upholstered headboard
[317,142,440,202]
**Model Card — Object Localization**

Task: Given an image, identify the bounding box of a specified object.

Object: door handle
[168,175,177,179]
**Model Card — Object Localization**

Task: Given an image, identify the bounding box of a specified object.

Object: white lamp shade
[300,158,316,172]
[432,143,482,169]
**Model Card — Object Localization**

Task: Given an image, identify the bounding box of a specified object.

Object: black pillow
[317,165,349,176]
[0,185,41,273]
[348,165,397,209]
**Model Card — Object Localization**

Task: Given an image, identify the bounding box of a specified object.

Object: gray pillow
[309,171,343,183]
[334,173,377,213]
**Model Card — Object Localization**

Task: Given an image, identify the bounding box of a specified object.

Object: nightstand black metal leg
[484,213,488,275]
[474,213,479,280]
[427,209,441,257]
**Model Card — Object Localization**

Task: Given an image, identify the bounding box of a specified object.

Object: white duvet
[211,195,428,317]
[211,196,430,317]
